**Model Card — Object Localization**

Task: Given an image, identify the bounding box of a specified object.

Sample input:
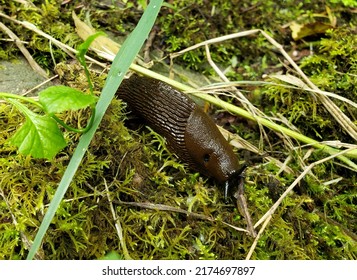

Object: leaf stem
[1,92,96,134]
[76,32,106,96]
[0,92,43,109]
[51,107,96,133]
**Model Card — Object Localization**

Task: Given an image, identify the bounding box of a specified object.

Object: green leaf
[76,32,106,94]
[8,99,66,159]
[77,31,106,66]
[39,86,97,114]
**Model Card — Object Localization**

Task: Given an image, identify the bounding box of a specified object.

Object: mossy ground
[0,0,356,259]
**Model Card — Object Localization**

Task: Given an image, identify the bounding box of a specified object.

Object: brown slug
[117,75,242,201]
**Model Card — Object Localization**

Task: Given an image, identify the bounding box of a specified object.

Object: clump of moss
[301,28,357,101]
[0,97,253,259]
[1,0,356,260]
[0,96,129,259]
[0,0,80,66]
[263,27,356,142]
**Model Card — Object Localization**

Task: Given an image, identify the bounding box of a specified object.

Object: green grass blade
[26,0,163,260]
[130,64,357,168]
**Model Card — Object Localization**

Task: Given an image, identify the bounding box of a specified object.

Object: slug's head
[184,107,241,200]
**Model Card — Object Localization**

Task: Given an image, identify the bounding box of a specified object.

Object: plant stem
[130,64,357,169]
[0,92,43,109]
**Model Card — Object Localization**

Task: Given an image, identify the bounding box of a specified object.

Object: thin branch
[103,179,132,260]
[0,21,47,78]
[114,200,249,234]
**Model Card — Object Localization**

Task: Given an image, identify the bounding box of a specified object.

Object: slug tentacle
[117,74,241,200]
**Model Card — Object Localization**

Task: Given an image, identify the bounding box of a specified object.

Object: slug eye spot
[203,153,211,164]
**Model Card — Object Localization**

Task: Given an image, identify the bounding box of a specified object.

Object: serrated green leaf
[39,86,97,114]
[8,99,66,159]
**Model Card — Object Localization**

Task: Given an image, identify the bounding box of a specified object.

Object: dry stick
[115,200,249,234]
[103,179,132,260]
[0,21,47,78]
[246,215,272,260]
[245,147,357,260]
[235,180,257,238]
[0,12,107,69]
[170,29,260,59]
[23,75,59,96]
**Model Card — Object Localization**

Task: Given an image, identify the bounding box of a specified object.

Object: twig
[246,215,272,260]
[103,179,132,260]
[235,177,257,237]
[114,200,249,234]
[170,29,260,58]
[23,75,59,96]
[0,21,47,78]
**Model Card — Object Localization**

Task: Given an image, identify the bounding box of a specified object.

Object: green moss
[155,0,356,79]
[301,28,357,98]
[1,0,356,260]
[263,27,357,143]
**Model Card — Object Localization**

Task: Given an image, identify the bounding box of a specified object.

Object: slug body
[117,75,241,199]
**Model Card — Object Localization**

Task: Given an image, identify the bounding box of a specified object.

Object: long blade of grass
[130,63,357,167]
[26,0,163,260]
